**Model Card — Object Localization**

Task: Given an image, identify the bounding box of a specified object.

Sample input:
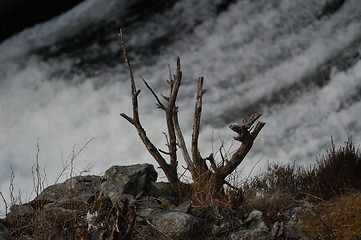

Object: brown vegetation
[244,137,361,201]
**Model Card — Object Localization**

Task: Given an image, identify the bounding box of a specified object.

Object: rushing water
[0,0,360,211]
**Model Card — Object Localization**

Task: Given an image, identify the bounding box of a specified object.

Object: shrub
[312,137,361,200]
[244,137,361,201]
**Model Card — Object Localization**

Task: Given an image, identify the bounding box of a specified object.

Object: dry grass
[301,191,361,240]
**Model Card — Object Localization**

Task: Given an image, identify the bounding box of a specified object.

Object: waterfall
[1,0,360,212]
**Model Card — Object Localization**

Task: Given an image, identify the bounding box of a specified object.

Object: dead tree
[118,30,265,201]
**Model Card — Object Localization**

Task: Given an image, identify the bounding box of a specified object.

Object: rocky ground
[0,164,312,239]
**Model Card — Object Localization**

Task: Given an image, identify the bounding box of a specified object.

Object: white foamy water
[1,0,361,213]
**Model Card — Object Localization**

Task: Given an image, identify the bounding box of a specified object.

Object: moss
[301,192,361,240]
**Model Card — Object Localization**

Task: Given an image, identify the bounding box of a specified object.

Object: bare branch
[161,94,170,102]
[251,121,266,138]
[229,114,262,134]
[173,110,195,173]
[162,132,170,147]
[118,29,139,122]
[118,29,180,194]
[158,149,171,155]
[224,180,239,191]
[242,113,262,129]
[168,64,172,82]
[229,114,264,143]
[55,137,96,184]
[120,113,134,125]
[192,77,207,174]
[140,75,166,110]
[218,114,265,180]
[205,153,217,172]
[164,58,183,169]
[168,58,182,110]
[219,143,227,167]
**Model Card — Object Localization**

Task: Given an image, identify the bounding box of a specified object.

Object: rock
[34,175,101,204]
[7,203,33,219]
[151,212,204,239]
[230,210,270,240]
[212,221,232,233]
[100,164,157,201]
[245,210,268,231]
[285,216,309,240]
[137,207,162,220]
[230,229,269,240]
[135,196,163,210]
[270,221,284,239]
[44,206,79,227]
[175,202,191,213]
[190,204,215,220]
[282,203,314,240]
[148,181,175,198]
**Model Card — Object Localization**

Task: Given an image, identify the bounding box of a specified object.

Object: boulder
[100,164,157,201]
[34,175,101,204]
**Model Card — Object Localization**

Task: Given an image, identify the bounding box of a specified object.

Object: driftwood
[118,29,265,200]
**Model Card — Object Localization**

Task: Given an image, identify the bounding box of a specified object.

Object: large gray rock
[100,164,157,201]
[151,212,204,239]
[34,175,101,204]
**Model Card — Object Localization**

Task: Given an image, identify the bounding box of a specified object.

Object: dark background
[0,0,85,42]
